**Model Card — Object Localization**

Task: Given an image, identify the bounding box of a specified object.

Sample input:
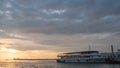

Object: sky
[0,0,120,59]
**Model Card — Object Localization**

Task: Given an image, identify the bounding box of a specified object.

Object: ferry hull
[57,59,120,64]
[57,58,106,63]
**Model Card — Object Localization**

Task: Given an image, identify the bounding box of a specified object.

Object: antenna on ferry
[111,45,115,59]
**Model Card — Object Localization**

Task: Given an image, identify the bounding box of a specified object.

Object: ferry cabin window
[118,55,120,58]
[83,56,90,58]
[86,60,89,62]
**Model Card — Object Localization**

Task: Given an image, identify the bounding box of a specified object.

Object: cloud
[42,9,66,15]
[0,0,120,35]
[0,38,64,52]
[0,0,120,52]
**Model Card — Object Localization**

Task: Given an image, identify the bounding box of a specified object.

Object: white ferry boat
[57,46,120,63]
[57,51,106,63]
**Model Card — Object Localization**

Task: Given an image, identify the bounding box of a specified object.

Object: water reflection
[0,62,17,68]
[0,60,120,68]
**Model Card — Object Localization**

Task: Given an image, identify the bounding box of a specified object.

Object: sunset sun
[8,49,17,53]
[1,47,17,53]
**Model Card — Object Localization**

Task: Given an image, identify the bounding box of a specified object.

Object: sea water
[0,60,120,68]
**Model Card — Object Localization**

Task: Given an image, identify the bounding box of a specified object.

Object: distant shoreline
[13,59,56,60]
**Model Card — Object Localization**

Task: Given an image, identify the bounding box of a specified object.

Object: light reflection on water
[0,60,120,68]
[0,60,56,68]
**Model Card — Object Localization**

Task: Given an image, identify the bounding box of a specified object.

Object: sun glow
[1,47,17,53]
[0,47,57,59]
[0,47,19,59]
[8,49,17,53]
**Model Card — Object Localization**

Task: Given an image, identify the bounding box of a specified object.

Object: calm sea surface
[0,60,120,68]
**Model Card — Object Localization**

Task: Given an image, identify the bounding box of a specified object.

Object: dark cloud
[0,0,119,35]
[5,16,120,35]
